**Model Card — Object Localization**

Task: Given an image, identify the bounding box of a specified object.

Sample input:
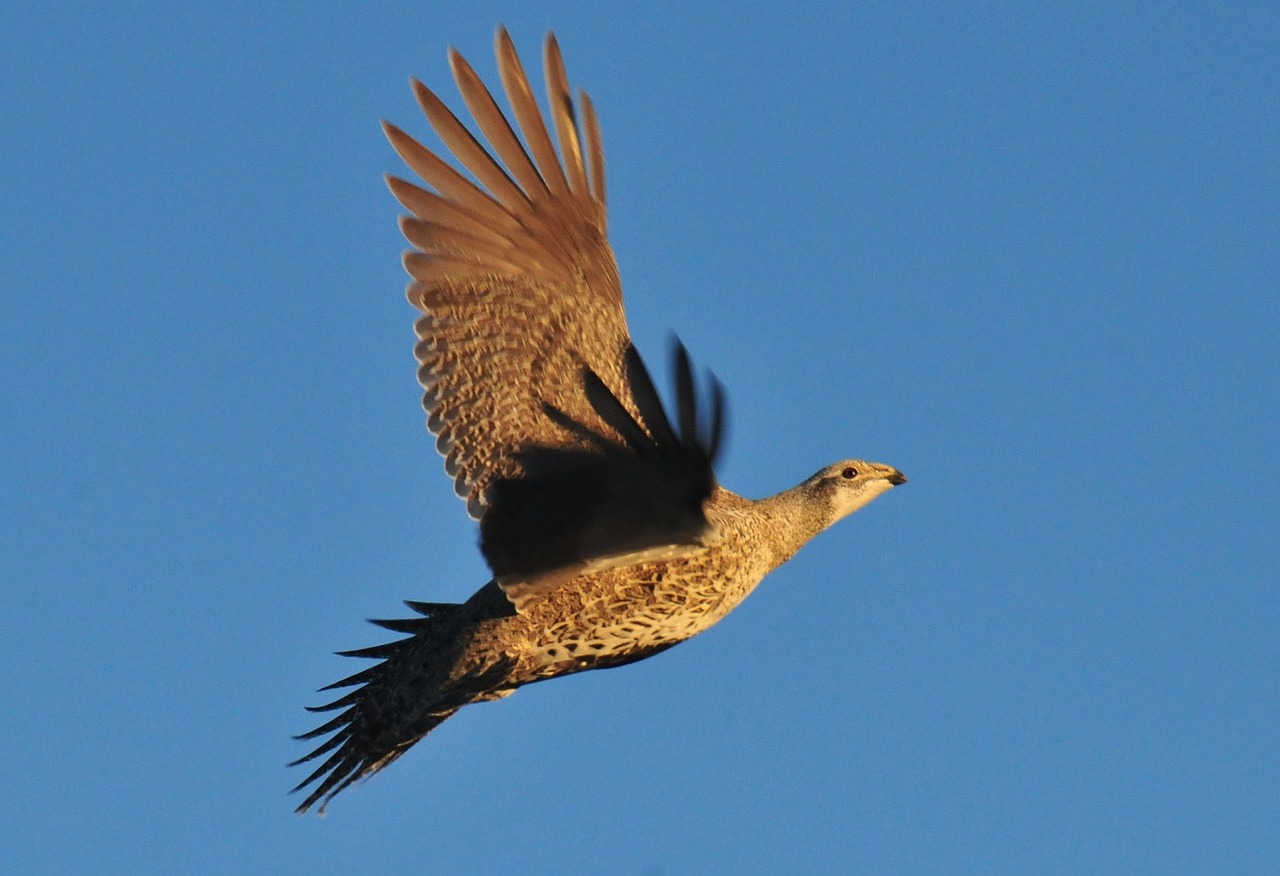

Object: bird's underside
[292,28,905,814]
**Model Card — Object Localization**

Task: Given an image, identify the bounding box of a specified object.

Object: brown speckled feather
[388,28,626,521]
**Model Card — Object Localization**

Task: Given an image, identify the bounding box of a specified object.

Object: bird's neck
[752,484,834,569]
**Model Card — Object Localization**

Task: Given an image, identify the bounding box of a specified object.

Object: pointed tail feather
[291,600,514,814]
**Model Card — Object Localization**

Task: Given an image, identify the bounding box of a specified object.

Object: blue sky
[2,2,1277,873]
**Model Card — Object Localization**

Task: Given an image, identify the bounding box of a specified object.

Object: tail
[289,599,510,814]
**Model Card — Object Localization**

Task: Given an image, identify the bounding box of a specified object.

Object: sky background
[2,2,1277,873]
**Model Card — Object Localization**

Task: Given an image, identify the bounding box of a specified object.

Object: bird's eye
[841,466,858,479]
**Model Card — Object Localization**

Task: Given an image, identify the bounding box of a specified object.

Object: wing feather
[544,34,590,197]
[495,28,570,198]
[388,28,729,598]
[383,121,521,238]
[413,78,530,214]
[450,48,549,199]
[580,90,607,207]
[390,30,631,520]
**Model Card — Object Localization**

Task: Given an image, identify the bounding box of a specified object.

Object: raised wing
[387,27,629,520]
[387,29,729,601]
[482,339,727,609]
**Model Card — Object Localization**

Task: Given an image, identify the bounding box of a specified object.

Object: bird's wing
[389,28,630,519]
[481,339,727,610]
[389,29,728,603]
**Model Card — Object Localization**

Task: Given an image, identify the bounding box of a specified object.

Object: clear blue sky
[3,2,1277,873]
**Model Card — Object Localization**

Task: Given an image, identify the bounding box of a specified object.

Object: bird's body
[293,28,904,814]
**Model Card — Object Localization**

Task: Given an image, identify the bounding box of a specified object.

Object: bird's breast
[506,516,775,678]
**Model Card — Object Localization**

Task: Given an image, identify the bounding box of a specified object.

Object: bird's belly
[512,550,770,677]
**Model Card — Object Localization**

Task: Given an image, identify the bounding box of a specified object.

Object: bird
[291,26,906,814]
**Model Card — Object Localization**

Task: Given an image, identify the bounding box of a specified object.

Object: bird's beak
[887,469,907,486]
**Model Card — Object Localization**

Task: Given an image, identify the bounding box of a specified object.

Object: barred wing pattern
[386,29,726,593]
[388,27,630,521]
[481,340,726,608]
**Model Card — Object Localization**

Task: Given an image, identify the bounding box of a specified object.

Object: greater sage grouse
[293,27,906,813]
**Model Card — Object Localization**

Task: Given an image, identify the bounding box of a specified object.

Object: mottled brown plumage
[292,27,905,814]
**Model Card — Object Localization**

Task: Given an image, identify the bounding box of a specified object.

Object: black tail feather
[404,600,453,616]
[317,664,382,691]
[292,600,481,814]
[334,642,402,660]
[368,616,431,634]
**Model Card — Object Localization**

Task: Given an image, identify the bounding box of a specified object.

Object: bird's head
[805,459,907,525]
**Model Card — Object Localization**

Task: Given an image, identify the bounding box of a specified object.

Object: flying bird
[293,27,906,813]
